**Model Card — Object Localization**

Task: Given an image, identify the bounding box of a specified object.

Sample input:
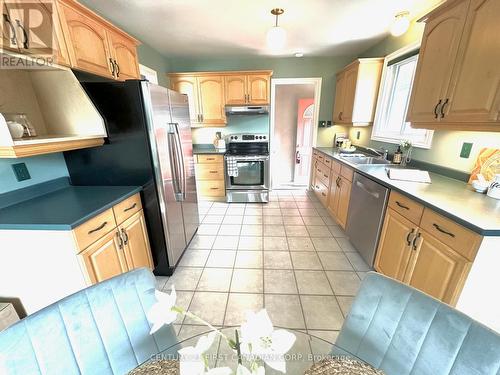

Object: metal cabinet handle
[116,231,123,249]
[434,99,442,119]
[109,58,115,76]
[209,170,218,174]
[123,202,137,212]
[88,221,107,234]
[321,192,327,197]
[210,187,219,190]
[206,158,215,161]
[114,59,120,78]
[323,174,328,178]
[396,201,410,210]
[3,14,17,46]
[406,228,415,246]
[315,185,320,189]
[339,111,343,121]
[14,19,28,49]
[121,228,129,245]
[440,98,449,118]
[433,223,455,238]
[412,232,421,251]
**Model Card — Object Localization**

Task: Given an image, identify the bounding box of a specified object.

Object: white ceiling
[80,0,442,58]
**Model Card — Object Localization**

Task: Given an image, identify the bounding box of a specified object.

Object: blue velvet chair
[333,272,500,375]
[0,268,177,374]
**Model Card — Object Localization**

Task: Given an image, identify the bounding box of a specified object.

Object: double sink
[339,153,392,166]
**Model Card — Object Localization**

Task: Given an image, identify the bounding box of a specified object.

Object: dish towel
[226,156,239,177]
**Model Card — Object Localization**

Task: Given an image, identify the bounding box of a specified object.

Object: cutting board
[469,148,500,183]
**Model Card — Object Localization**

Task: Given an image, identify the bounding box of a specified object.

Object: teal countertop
[0,180,142,230]
[193,144,226,155]
[314,147,500,236]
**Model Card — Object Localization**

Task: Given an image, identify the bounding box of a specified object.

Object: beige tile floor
[155,189,370,353]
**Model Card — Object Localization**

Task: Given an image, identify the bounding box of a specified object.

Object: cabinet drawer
[316,153,325,163]
[73,208,117,251]
[313,177,329,206]
[316,162,331,187]
[0,303,19,331]
[195,164,225,180]
[197,154,223,164]
[340,165,354,182]
[113,193,142,225]
[331,160,342,175]
[312,149,320,160]
[198,180,225,197]
[420,209,482,261]
[323,156,333,169]
[388,191,424,225]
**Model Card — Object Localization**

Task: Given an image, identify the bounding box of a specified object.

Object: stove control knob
[235,136,238,140]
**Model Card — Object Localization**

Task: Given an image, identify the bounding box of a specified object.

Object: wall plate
[460,142,473,158]
[12,163,31,182]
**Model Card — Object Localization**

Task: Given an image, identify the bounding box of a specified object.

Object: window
[372,45,433,148]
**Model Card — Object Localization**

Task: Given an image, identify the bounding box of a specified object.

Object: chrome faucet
[367,147,389,160]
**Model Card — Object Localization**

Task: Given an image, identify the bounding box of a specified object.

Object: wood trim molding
[168,70,273,77]
[411,122,500,132]
[0,138,104,158]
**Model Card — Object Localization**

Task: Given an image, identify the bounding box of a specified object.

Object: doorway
[270,78,321,190]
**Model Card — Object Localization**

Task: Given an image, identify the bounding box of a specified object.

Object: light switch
[12,163,31,181]
[460,142,473,158]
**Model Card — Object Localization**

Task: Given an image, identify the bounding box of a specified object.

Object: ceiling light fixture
[266,8,286,50]
[390,11,410,37]
[294,52,304,58]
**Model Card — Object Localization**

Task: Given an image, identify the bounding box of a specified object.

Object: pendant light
[390,11,410,37]
[266,8,286,50]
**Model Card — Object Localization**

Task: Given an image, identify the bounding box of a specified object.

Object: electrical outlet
[318,120,326,127]
[460,142,473,158]
[12,163,31,182]
[356,131,361,140]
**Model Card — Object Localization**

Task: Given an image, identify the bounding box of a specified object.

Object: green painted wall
[350,19,500,173]
[169,56,356,147]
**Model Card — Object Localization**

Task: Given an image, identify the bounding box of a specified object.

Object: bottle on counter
[393,146,403,164]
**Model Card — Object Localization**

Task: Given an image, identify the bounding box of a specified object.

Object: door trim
[269,77,322,190]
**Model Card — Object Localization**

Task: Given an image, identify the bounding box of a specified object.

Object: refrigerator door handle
[172,123,187,200]
[167,124,183,201]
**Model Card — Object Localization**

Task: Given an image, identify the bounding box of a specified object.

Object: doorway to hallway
[270,78,322,190]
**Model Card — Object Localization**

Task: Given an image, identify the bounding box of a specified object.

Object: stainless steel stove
[224,133,270,203]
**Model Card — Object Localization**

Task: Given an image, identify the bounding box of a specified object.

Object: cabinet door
[327,172,341,221]
[341,66,358,123]
[247,74,270,105]
[406,0,469,123]
[332,73,345,122]
[78,230,127,284]
[170,76,201,125]
[1,1,21,52]
[121,211,153,271]
[405,230,470,305]
[443,0,500,126]
[59,1,114,78]
[374,208,416,281]
[107,29,139,80]
[198,75,226,125]
[225,75,247,105]
[336,177,352,229]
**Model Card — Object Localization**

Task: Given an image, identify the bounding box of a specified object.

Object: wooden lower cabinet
[327,173,352,229]
[120,211,153,270]
[195,154,225,199]
[78,230,127,284]
[406,230,470,305]
[375,208,416,281]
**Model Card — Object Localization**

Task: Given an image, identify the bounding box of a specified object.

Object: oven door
[226,155,270,190]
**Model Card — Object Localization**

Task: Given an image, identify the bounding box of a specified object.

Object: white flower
[178,331,231,375]
[146,286,178,334]
[240,309,296,373]
[236,364,265,375]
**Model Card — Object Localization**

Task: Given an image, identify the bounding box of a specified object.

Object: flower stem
[235,329,242,365]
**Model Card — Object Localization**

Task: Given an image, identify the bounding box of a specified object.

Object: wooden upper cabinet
[375,208,416,281]
[407,0,468,124]
[198,75,226,125]
[78,230,127,284]
[170,76,201,125]
[120,211,153,271]
[58,1,113,78]
[442,0,500,126]
[224,73,271,105]
[405,230,470,305]
[247,74,270,104]
[106,29,139,80]
[225,75,247,105]
[332,59,383,126]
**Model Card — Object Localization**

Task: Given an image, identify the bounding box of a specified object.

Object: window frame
[371,42,434,149]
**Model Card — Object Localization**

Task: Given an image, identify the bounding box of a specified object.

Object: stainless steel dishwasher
[346,172,390,267]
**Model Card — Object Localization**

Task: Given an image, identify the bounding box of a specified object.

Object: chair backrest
[335,272,500,375]
[0,268,177,375]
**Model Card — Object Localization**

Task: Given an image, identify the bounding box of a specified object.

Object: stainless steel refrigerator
[64,80,199,275]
